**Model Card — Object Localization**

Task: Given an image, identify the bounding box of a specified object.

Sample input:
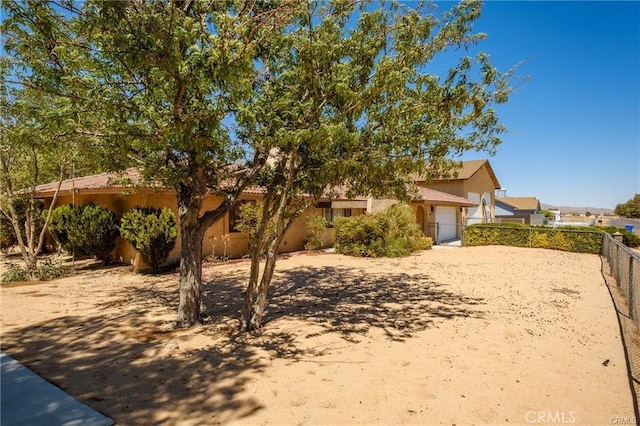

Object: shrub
[603,226,640,248]
[1,263,28,283]
[120,207,178,273]
[335,204,431,257]
[304,214,328,251]
[0,213,17,252]
[380,204,433,256]
[33,259,69,280]
[335,214,386,257]
[49,204,120,263]
[49,204,82,254]
[1,199,45,252]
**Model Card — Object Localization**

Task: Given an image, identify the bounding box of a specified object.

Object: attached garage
[435,206,458,243]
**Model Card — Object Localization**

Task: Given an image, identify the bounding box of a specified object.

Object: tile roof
[496,196,540,211]
[415,159,501,189]
[31,168,364,201]
[413,186,476,206]
[32,168,146,196]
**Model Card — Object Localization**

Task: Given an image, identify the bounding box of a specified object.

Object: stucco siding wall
[44,191,356,270]
[464,168,497,221]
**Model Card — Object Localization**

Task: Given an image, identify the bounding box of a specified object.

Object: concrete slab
[1,351,113,426]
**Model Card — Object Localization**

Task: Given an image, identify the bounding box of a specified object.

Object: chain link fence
[602,232,640,323]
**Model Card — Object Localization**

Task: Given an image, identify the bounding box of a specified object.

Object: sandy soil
[0,246,635,425]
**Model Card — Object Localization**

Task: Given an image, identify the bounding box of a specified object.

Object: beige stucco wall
[423,166,498,224]
[462,164,497,221]
[45,191,360,271]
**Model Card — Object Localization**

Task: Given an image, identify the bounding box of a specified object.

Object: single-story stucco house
[31,166,480,269]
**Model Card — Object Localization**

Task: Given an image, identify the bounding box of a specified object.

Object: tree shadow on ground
[1,312,294,425]
[2,260,485,424]
[204,263,486,342]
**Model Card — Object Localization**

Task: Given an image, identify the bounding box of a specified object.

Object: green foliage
[336,204,432,257]
[304,214,328,251]
[464,223,603,254]
[32,258,69,280]
[0,212,18,251]
[603,226,640,248]
[49,204,120,263]
[538,210,556,223]
[1,263,28,283]
[49,205,80,254]
[2,258,69,283]
[381,204,433,256]
[0,199,45,252]
[615,194,640,218]
[234,202,263,252]
[120,207,178,273]
[336,214,386,257]
[3,0,516,327]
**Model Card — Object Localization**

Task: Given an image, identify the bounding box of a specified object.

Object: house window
[228,200,256,233]
[322,207,352,226]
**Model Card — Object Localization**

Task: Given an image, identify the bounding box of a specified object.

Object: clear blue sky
[450,1,639,209]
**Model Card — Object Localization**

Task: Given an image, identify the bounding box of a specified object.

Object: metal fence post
[630,255,635,320]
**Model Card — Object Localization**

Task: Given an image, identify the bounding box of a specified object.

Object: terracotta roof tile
[413,186,476,206]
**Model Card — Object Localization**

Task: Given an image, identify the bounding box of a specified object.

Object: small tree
[304,214,328,251]
[120,207,178,273]
[0,199,45,253]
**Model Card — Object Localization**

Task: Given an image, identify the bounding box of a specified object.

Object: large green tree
[615,194,640,218]
[239,0,514,330]
[3,0,301,326]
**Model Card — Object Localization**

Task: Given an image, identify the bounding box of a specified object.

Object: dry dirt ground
[0,246,636,425]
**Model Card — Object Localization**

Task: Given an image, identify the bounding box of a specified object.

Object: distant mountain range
[540,203,614,215]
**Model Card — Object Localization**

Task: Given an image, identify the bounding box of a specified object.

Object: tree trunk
[241,235,280,331]
[241,153,297,331]
[175,182,206,327]
[176,217,204,327]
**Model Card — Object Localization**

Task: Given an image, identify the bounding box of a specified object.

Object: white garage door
[435,206,457,243]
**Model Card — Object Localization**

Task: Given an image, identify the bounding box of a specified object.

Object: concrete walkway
[1,351,113,426]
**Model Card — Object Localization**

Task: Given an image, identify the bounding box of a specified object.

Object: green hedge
[464,223,603,254]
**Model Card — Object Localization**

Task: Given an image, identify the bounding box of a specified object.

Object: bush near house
[464,223,604,254]
[49,204,120,263]
[335,204,432,257]
[304,214,328,251]
[120,207,178,273]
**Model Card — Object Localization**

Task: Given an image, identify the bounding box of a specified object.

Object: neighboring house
[495,195,543,225]
[417,159,501,229]
[31,168,367,269]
